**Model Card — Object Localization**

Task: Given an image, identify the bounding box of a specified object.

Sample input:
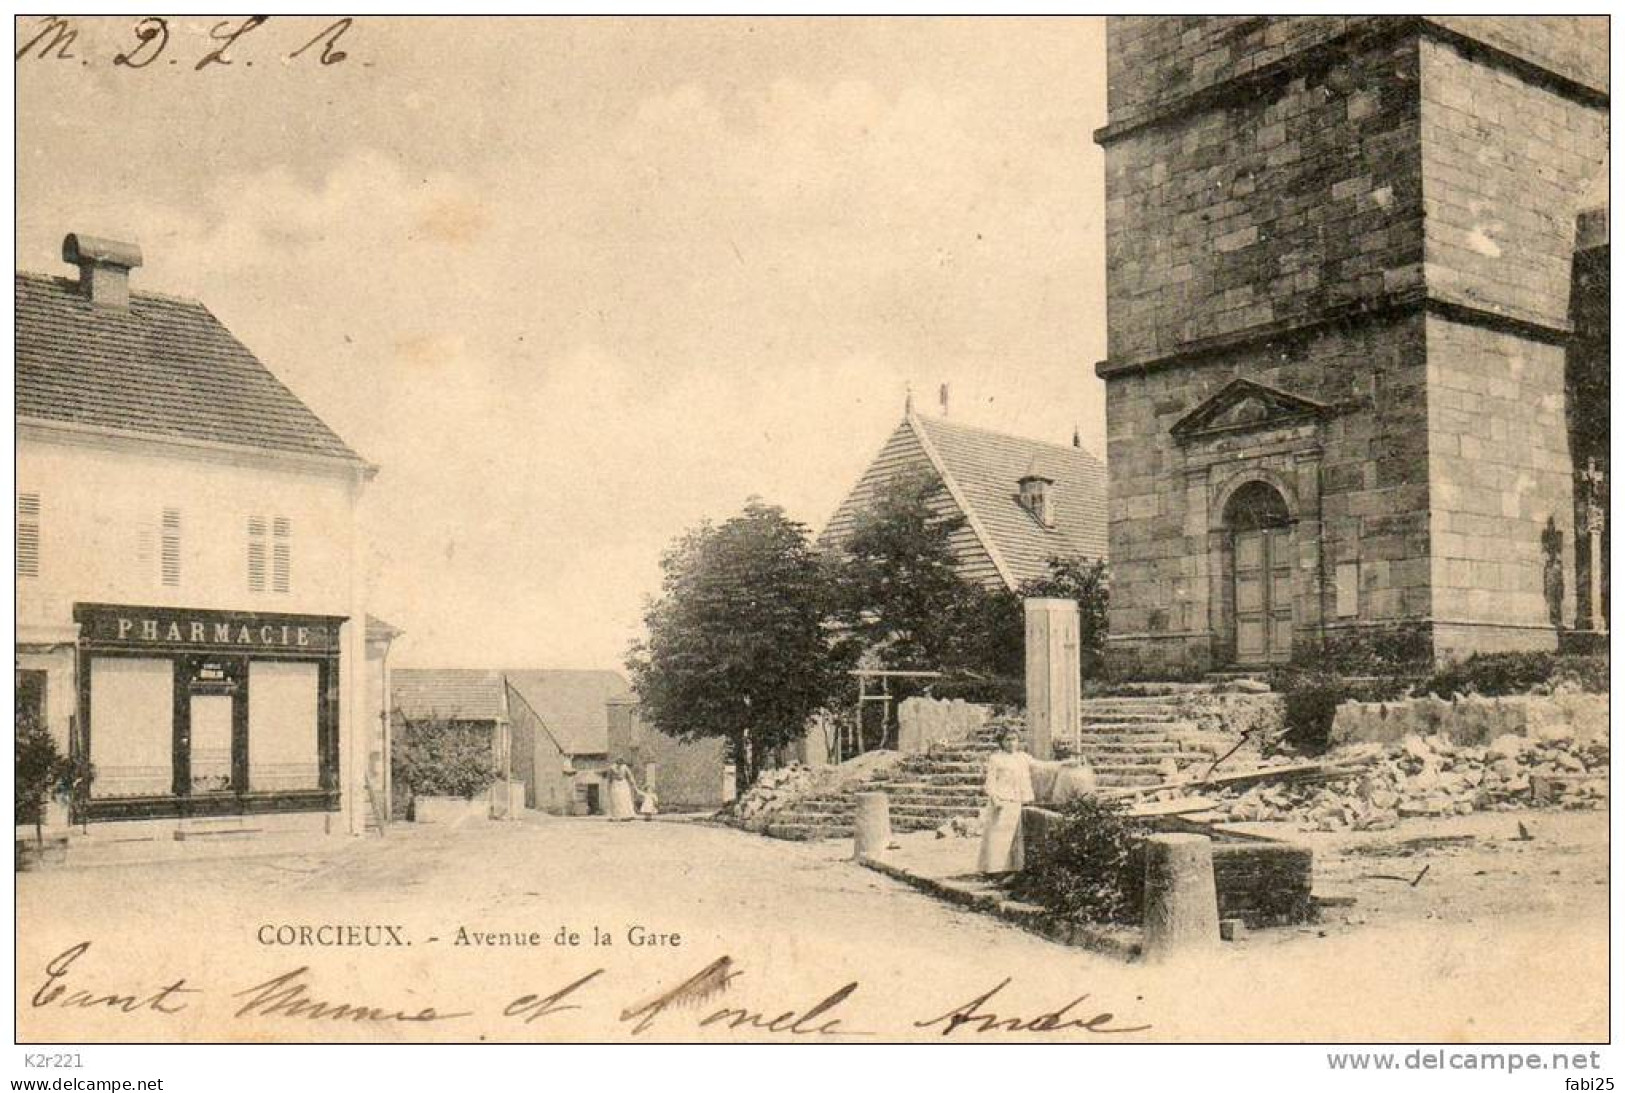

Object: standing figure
[978,728,1035,874]
[605,760,638,821]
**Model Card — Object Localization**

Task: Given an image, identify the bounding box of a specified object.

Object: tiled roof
[391,669,508,723]
[819,411,1107,591]
[16,272,366,465]
[817,419,1005,589]
[502,670,630,756]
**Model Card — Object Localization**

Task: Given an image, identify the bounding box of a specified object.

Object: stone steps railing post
[852,791,892,860]
[1142,833,1220,962]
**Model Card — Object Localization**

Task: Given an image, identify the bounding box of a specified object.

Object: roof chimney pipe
[62,233,142,310]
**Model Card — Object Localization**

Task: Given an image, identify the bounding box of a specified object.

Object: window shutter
[272,517,291,593]
[16,493,40,578]
[160,507,182,587]
[247,516,267,593]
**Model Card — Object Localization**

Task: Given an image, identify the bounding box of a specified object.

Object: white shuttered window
[16,492,40,578]
[160,507,182,587]
[249,515,292,594]
[247,516,268,592]
[272,517,292,593]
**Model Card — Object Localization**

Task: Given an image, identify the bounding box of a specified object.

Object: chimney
[1018,472,1056,528]
[62,233,143,310]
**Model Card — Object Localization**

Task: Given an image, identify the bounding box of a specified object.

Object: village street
[16,812,1607,1043]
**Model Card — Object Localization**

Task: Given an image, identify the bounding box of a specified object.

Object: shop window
[16,492,40,578]
[248,661,320,791]
[160,507,182,587]
[88,657,174,798]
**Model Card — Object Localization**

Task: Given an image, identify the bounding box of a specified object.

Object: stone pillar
[852,792,891,860]
[1142,833,1220,962]
[1580,501,1607,632]
[1024,598,1081,761]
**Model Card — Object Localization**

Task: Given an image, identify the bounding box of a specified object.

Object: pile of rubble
[721,749,905,832]
[1212,731,1608,832]
[723,765,820,823]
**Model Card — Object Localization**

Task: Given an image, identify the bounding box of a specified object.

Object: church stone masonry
[1096,16,1608,674]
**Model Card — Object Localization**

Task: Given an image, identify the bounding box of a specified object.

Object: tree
[628,500,843,797]
[15,709,72,843]
[1017,556,1111,677]
[391,716,500,807]
[830,468,985,671]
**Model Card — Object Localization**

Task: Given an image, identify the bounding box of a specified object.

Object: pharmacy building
[16,233,391,836]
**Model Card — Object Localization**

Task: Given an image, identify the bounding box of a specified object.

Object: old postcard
[11,14,1611,1054]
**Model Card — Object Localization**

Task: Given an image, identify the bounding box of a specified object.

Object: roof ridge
[913,411,1104,463]
[907,413,1019,590]
[501,681,572,756]
[16,268,208,307]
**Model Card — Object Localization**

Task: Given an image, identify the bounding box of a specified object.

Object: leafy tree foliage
[829,468,987,672]
[15,709,73,833]
[1008,795,1149,924]
[1017,556,1111,677]
[391,717,500,804]
[628,500,844,796]
[830,471,1112,688]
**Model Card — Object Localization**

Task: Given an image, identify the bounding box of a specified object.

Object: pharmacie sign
[74,603,345,653]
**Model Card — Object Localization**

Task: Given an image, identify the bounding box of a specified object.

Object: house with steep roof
[817,403,1108,592]
[391,668,729,815]
[15,233,386,838]
[502,670,621,815]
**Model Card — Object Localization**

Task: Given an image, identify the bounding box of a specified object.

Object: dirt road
[14,811,1607,1042]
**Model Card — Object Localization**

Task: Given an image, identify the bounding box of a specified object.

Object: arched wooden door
[1225,481,1294,666]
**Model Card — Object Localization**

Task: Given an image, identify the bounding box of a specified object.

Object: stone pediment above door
[1170,378,1333,442]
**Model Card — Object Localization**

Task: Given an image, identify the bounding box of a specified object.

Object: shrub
[1302,622,1433,675]
[15,711,73,829]
[1007,796,1148,925]
[391,718,498,803]
[1271,670,1409,755]
[1273,672,1348,755]
[1422,651,1609,698]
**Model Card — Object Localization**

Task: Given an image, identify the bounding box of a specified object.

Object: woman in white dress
[605,761,638,821]
[978,729,1035,874]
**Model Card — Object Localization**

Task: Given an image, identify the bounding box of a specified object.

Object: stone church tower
[1096,16,1608,674]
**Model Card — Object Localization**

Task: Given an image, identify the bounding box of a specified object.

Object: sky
[15,15,1109,671]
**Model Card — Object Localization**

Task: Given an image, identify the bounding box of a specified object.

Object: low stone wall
[1330,693,1608,748]
[896,697,990,753]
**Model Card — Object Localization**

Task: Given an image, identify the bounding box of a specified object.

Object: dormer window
[1018,474,1056,528]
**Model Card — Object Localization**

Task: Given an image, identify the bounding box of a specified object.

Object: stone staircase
[1057,695,1220,790]
[758,691,1248,841]
[762,724,1007,841]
